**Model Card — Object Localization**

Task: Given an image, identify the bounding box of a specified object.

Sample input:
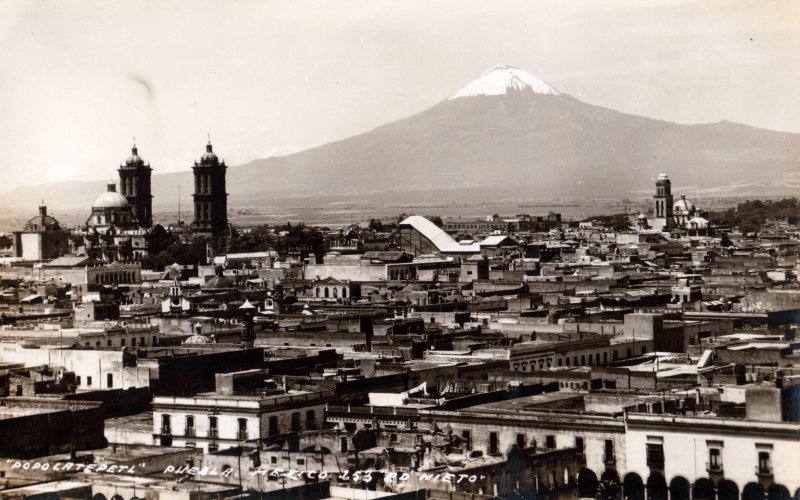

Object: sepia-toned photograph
[0,1,798,499]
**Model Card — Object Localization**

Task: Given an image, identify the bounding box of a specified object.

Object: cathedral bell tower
[652,173,675,232]
[191,139,228,236]
[118,142,153,227]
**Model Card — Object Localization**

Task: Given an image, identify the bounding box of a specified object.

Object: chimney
[282,376,288,393]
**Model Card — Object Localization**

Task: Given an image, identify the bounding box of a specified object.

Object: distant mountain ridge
[3,65,799,213]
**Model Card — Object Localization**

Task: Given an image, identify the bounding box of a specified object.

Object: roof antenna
[208,133,211,145]
[133,136,136,147]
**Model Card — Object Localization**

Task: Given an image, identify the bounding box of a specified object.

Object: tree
[427,215,444,228]
[367,218,384,232]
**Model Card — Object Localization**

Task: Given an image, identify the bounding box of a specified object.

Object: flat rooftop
[0,406,61,419]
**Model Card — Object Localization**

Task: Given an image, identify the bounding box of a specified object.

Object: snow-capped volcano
[5,63,800,211]
[448,64,561,100]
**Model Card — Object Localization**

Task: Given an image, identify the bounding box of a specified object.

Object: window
[545,435,556,449]
[604,440,615,462]
[489,432,498,455]
[390,433,398,443]
[106,373,113,388]
[107,340,112,347]
[517,434,526,448]
[76,376,82,386]
[757,451,771,475]
[297,458,305,466]
[120,339,125,347]
[340,437,348,453]
[237,418,248,440]
[646,443,664,469]
[306,410,316,430]
[271,456,277,464]
[209,416,218,438]
[708,448,722,471]
[161,414,172,435]
[186,416,195,437]
[87,376,92,386]
[269,416,279,436]
[575,437,584,450]
[291,412,301,432]
[462,430,471,448]
[131,337,136,347]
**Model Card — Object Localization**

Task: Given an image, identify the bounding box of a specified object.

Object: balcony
[706,462,723,473]
[755,466,773,478]
[161,426,172,436]
[603,454,616,466]
[208,429,218,439]
[185,427,196,438]
[237,431,248,441]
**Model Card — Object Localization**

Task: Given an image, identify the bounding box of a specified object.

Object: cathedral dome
[673,194,695,213]
[93,182,130,209]
[23,203,62,231]
[183,333,211,345]
[125,146,144,166]
[688,216,708,229]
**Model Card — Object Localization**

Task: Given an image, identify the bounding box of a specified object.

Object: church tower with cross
[117,139,153,228]
[191,137,229,236]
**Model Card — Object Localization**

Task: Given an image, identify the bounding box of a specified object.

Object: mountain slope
[3,65,799,213]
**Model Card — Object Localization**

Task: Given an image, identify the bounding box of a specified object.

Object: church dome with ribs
[93,182,130,209]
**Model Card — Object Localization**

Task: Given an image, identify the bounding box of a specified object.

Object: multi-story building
[153,371,333,452]
[623,391,799,500]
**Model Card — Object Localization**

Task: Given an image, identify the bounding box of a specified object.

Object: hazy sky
[1,0,798,191]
